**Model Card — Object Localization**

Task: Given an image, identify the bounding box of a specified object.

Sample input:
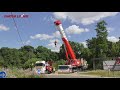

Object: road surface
[44,72,101,78]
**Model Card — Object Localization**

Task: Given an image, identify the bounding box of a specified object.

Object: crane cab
[58,65,74,73]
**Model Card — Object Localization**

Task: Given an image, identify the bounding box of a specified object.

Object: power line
[10,12,24,46]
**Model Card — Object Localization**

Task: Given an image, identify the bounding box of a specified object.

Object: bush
[53,59,66,70]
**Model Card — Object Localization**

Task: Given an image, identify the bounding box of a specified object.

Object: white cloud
[43,16,55,22]
[0,24,9,31]
[53,31,61,38]
[30,31,61,41]
[49,39,60,43]
[107,27,114,33]
[51,49,60,52]
[53,12,119,25]
[50,16,56,22]
[47,39,62,52]
[80,42,88,48]
[23,40,31,45]
[30,34,54,40]
[84,28,89,32]
[65,25,89,34]
[53,12,67,19]
[47,43,55,47]
[107,36,119,42]
[68,35,71,38]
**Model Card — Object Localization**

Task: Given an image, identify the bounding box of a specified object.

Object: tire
[72,68,74,73]
[48,70,51,74]
[45,70,49,74]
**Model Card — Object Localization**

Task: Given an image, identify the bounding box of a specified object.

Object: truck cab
[34,61,46,74]
[34,60,54,74]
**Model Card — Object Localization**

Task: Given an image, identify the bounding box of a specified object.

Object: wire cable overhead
[11,12,24,46]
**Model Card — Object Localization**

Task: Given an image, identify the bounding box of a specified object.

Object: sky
[0,12,120,52]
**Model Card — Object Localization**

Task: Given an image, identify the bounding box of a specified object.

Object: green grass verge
[80,70,120,77]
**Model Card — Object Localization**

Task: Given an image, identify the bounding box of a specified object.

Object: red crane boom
[54,20,81,67]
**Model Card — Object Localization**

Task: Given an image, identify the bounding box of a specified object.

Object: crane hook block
[54,40,57,47]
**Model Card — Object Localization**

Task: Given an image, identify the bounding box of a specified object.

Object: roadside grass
[80,70,120,77]
[2,68,120,78]
[0,68,45,78]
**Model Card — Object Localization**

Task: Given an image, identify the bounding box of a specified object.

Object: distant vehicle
[34,61,55,74]
[58,65,73,73]
[103,57,120,71]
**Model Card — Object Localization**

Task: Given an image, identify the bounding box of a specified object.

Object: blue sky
[0,12,120,52]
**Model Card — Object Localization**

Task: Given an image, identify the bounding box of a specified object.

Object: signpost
[0,71,6,78]
[37,69,41,75]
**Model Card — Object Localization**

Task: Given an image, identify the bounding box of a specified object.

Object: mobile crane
[54,20,88,73]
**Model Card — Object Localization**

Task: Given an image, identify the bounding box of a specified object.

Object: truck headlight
[77,62,80,64]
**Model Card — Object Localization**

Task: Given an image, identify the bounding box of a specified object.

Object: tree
[53,59,66,70]
[59,41,87,60]
[0,54,4,67]
[86,20,109,69]
[0,47,21,68]
[49,52,59,61]
[35,46,59,61]
[116,37,120,56]
[86,38,97,58]
[19,45,36,68]
[87,20,108,59]
[20,45,35,59]
[95,20,108,58]
[20,45,34,52]
[59,44,66,60]
[24,58,40,70]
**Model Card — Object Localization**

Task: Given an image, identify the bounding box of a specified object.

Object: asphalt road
[45,72,101,78]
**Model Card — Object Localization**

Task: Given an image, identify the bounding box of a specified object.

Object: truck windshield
[58,66,69,69]
[35,63,45,66]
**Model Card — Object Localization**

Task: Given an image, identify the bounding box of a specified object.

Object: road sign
[0,71,6,78]
[37,69,41,75]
